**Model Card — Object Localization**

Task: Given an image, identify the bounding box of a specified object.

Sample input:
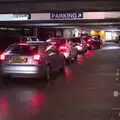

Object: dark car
[0,41,65,81]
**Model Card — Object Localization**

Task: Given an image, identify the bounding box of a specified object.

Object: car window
[45,45,58,54]
[50,39,66,45]
[8,44,47,55]
[10,45,36,55]
[5,43,17,52]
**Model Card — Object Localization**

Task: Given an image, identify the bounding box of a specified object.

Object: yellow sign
[90,30,105,36]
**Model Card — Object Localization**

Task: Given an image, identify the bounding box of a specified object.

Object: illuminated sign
[50,12,83,20]
[12,14,31,20]
[0,14,31,21]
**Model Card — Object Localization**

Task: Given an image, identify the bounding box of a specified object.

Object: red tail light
[87,43,90,46]
[18,43,28,46]
[0,54,5,60]
[51,41,57,45]
[59,45,68,52]
[33,54,41,61]
[80,44,82,47]
[87,39,91,42]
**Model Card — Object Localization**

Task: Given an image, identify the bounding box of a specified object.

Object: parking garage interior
[0,0,120,120]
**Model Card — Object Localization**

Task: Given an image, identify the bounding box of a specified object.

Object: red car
[47,37,77,64]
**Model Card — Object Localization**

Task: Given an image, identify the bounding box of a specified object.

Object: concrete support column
[63,29,72,38]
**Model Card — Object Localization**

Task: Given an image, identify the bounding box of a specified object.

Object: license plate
[12,58,27,63]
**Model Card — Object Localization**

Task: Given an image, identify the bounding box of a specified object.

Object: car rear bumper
[1,65,45,78]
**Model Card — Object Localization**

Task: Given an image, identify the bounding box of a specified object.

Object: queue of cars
[0,35,102,82]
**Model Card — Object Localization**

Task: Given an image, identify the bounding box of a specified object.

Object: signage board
[12,14,31,20]
[50,12,83,20]
[0,14,31,21]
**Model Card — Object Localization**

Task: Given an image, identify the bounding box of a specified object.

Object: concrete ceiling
[0,19,120,27]
[0,0,120,13]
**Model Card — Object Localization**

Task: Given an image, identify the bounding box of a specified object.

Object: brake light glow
[0,54,5,60]
[80,44,82,47]
[51,41,57,45]
[18,43,28,46]
[87,43,90,46]
[87,39,91,42]
[59,46,68,52]
[33,54,41,61]
[59,46,67,49]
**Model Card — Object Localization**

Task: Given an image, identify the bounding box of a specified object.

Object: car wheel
[74,54,77,61]
[65,58,70,65]
[98,45,101,49]
[85,48,87,53]
[45,65,51,81]
[81,51,85,55]
[59,59,65,74]
[88,47,91,50]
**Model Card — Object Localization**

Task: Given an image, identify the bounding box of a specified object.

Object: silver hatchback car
[0,41,65,81]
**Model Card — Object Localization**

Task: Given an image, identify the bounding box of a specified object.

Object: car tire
[88,47,91,50]
[65,59,70,65]
[44,65,51,81]
[81,51,85,55]
[59,59,65,74]
[74,54,77,61]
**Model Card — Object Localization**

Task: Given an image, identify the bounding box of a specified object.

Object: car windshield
[50,39,66,45]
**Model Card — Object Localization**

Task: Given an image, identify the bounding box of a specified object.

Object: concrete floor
[0,43,120,120]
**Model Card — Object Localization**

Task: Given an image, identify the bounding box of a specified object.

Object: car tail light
[87,39,92,42]
[33,54,41,61]
[87,43,90,46]
[59,45,68,52]
[18,43,28,46]
[51,41,57,45]
[80,44,82,47]
[0,54,5,60]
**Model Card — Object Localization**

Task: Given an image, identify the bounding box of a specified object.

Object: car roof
[17,41,49,46]
[26,41,47,44]
[47,37,66,41]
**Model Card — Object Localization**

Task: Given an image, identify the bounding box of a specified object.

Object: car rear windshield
[52,39,66,45]
[9,44,46,55]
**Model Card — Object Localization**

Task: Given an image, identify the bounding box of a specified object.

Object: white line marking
[116,72,120,76]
